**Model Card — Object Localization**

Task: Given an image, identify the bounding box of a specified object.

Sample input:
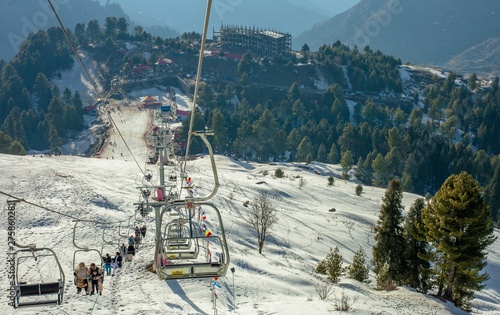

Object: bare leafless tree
[315,282,334,300]
[246,191,278,254]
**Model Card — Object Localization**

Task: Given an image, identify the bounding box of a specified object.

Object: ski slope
[0,99,499,315]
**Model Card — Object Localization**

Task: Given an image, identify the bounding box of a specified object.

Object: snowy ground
[1,97,499,314]
[51,52,104,107]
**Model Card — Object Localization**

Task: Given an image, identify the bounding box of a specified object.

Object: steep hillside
[295,0,500,68]
[0,0,128,61]
[446,37,500,78]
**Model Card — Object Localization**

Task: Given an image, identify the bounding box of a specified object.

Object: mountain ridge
[446,37,500,78]
[0,0,129,61]
[295,0,500,75]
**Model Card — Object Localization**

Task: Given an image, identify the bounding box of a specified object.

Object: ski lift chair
[13,248,65,308]
[72,221,105,280]
[162,220,199,258]
[155,203,230,280]
[168,171,177,182]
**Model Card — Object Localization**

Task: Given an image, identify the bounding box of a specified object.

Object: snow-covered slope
[0,99,499,314]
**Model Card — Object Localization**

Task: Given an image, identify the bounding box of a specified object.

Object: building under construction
[214,25,291,57]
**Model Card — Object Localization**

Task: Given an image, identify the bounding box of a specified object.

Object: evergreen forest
[1,18,500,225]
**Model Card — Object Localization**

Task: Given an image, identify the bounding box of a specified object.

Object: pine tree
[327,143,340,164]
[327,176,335,186]
[317,246,344,283]
[211,108,228,150]
[340,150,354,178]
[8,141,26,155]
[422,172,497,311]
[485,163,500,222]
[347,248,370,283]
[33,73,52,112]
[372,179,406,289]
[0,131,13,153]
[48,124,62,155]
[402,198,431,293]
[317,143,327,162]
[468,73,478,91]
[297,136,312,162]
[371,153,389,187]
[355,184,363,196]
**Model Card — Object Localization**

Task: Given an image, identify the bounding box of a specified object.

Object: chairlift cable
[1,190,135,225]
[179,0,213,199]
[47,0,104,101]
[47,0,147,178]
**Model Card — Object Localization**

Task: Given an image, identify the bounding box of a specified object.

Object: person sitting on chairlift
[74,262,89,295]
[89,265,103,296]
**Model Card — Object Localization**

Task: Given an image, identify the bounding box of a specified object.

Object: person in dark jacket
[127,243,136,261]
[89,267,103,295]
[140,224,147,238]
[103,253,112,275]
[88,263,103,294]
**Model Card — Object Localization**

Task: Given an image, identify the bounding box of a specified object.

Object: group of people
[74,252,124,296]
[128,225,147,248]
[73,224,147,296]
[74,259,108,296]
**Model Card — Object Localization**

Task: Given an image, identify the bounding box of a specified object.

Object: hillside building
[214,25,291,57]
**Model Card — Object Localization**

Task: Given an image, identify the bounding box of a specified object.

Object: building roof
[140,95,159,103]
[156,58,174,66]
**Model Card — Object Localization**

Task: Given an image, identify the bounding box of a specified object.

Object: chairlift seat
[166,244,191,250]
[159,262,224,279]
[165,251,198,259]
[14,247,66,308]
[167,239,191,246]
[18,282,61,296]
[15,281,63,308]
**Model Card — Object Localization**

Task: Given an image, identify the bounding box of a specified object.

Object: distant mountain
[0,0,128,61]
[295,0,500,70]
[446,37,500,78]
[284,0,360,17]
[103,0,358,39]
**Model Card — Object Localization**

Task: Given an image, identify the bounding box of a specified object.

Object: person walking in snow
[120,243,128,259]
[128,235,135,246]
[103,253,112,275]
[111,252,123,276]
[127,243,136,262]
